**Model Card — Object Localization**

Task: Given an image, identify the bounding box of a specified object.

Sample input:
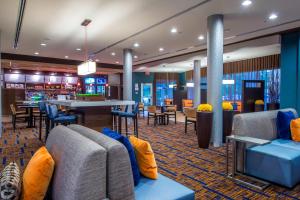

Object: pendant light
[77,19,96,76]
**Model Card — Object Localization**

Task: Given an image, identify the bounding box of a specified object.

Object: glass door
[141,83,153,106]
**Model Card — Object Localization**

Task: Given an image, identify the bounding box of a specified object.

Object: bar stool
[38,102,47,140]
[111,105,128,131]
[118,103,139,137]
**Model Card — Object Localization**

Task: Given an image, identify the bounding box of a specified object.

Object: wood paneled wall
[154,72,179,81]
[186,54,280,80]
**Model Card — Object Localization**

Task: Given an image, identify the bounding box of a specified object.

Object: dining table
[18,104,39,128]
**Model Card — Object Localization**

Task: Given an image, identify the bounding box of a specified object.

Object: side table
[226,135,271,190]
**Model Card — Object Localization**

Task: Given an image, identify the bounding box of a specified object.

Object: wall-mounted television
[85,78,95,84]
[96,77,107,84]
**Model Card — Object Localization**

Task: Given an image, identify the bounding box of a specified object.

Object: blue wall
[132,72,155,102]
[280,31,300,113]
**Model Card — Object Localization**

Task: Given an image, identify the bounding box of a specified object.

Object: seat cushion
[102,128,140,186]
[276,111,296,139]
[187,117,196,122]
[246,143,300,188]
[135,174,195,200]
[271,139,300,150]
[53,115,76,122]
[22,146,55,200]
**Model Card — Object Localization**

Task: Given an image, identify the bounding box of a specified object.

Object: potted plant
[255,100,264,112]
[222,102,234,142]
[267,70,280,110]
[196,104,213,148]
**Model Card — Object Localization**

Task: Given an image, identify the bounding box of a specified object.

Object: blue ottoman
[246,143,300,188]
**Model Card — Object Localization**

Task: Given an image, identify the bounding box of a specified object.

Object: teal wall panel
[280,31,300,113]
[132,72,154,102]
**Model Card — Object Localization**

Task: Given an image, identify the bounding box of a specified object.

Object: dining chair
[10,104,30,131]
[138,102,145,118]
[147,105,165,126]
[48,105,77,129]
[164,105,177,124]
[184,107,197,133]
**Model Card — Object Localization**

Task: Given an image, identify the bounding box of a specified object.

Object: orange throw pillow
[22,146,55,200]
[129,136,158,179]
[291,118,300,142]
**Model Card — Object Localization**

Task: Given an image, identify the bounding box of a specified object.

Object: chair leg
[125,117,128,136]
[39,114,42,140]
[174,112,177,124]
[135,117,138,137]
[112,115,115,131]
[147,114,150,125]
[13,116,16,131]
[185,117,187,133]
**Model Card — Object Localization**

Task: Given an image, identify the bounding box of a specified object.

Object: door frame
[141,83,153,105]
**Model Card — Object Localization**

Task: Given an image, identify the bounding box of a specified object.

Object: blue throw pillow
[102,128,140,186]
[276,111,296,139]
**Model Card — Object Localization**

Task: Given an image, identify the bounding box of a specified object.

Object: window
[156,80,176,106]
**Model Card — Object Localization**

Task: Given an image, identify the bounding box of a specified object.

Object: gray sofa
[46,125,195,200]
[232,108,300,187]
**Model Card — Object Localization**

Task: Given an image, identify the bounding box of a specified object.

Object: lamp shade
[77,61,96,75]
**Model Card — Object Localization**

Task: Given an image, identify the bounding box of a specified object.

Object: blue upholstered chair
[48,105,77,129]
[118,103,139,137]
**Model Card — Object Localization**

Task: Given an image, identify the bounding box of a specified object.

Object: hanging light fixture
[77,19,96,76]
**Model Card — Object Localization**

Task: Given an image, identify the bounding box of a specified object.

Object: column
[123,49,133,101]
[0,30,2,136]
[207,14,224,147]
[193,60,201,107]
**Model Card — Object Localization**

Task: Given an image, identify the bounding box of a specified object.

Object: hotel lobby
[1,0,300,199]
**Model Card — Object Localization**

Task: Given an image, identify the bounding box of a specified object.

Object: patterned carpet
[1,116,300,199]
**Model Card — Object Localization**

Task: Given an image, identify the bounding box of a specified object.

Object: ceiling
[0,0,299,72]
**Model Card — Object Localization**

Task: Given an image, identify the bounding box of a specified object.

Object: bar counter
[48,100,135,131]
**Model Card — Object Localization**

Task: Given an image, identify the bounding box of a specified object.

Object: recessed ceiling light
[65,56,69,59]
[242,0,252,7]
[111,52,116,56]
[269,13,278,20]
[170,27,177,33]
[133,43,140,47]
[76,48,81,51]
[159,47,164,52]
[40,43,47,46]
[198,35,205,40]
[95,59,99,62]
[134,55,138,59]
[34,52,39,55]
[115,61,119,64]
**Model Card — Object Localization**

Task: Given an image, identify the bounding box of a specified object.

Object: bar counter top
[47,99,135,108]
